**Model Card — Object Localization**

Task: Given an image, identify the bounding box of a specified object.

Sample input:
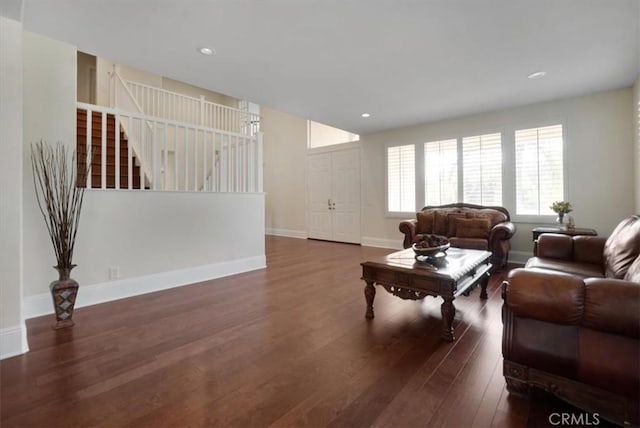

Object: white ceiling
[12,0,640,135]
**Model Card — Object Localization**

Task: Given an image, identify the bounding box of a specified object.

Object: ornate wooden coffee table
[361,247,492,341]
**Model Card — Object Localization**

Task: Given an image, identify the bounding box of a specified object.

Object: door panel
[306,148,361,244]
[331,149,361,244]
[307,153,332,240]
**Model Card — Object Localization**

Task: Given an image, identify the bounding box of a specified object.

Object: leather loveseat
[502,215,640,426]
[399,203,515,268]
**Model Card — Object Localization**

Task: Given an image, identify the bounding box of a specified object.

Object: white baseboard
[509,250,532,266]
[361,237,403,250]
[24,255,266,320]
[266,228,307,239]
[0,323,29,360]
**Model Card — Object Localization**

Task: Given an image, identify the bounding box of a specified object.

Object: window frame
[382,119,568,224]
[510,119,569,224]
[385,142,417,217]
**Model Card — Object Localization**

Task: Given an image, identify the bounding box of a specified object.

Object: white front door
[307,148,361,244]
[307,152,332,240]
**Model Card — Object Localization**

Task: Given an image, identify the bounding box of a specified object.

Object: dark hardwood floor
[1,236,572,427]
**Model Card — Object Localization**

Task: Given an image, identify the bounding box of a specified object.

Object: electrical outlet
[109,266,120,280]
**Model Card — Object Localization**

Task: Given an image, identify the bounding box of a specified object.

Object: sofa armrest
[504,268,584,325]
[399,219,417,249]
[537,234,574,260]
[489,221,515,242]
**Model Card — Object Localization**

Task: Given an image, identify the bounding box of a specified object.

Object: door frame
[306,141,362,244]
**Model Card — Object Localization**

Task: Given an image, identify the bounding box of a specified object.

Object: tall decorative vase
[556,213,566,230]
[50,265,79,329]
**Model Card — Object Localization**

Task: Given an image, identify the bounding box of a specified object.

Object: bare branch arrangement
[30,141,89,271]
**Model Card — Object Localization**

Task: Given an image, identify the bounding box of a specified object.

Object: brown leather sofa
[399,203,515,268]
[502,215,640,426]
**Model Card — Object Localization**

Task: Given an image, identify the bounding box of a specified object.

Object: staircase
[76,109,143,189]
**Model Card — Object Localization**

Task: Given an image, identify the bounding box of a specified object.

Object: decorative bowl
[412,242,450,257]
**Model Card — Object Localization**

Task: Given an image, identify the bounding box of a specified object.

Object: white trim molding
[0,323,29,360]
[265,228,307,239]
[24,255,266,320]
[361,237,402,250]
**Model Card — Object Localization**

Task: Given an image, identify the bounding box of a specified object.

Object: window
[515,124,564,215]
[462,133,502,206]
[387,144,415,212]
[424,139,457,205]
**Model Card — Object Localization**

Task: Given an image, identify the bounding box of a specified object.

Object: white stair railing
[123,79,260,136]
[77,102,263,193]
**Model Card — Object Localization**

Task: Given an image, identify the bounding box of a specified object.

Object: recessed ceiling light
[199,47,215,56]
[361,113,371,118]
[527,71,546,79]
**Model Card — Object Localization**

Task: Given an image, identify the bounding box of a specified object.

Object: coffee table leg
[441,297,455,341]
[480,273,489,300]
[364,281,376,319]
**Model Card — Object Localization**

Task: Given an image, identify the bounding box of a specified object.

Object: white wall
[262,106,308,237]
[0,16,27,359]
[22,32,265,311]
[360,88,635,257]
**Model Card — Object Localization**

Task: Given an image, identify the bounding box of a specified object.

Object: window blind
[387,144,415,212]
[515,124,564,215]
[424,139,458,206]
[462,132,502,205]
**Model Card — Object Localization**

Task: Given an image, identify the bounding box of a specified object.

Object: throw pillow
[416,211,434,234]
[604,215,640,279]
[455,217,491,239]
[433,211,449,236]
[624,255,640,283]
[447,213,467,236]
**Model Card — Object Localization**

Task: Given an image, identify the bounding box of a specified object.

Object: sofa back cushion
[603,215,640,279]
[466,209,507,228]
[447,213,467,236]
[416,211,434,234]
[420,206,508,237]
[455,217,491,239]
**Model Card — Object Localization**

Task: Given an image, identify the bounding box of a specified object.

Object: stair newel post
[86,108,92,189]
[163,122,168,191]
[115,114,120,190]
[151,120,158,190]
[101,112,107,189]
[257,132,264,192]
[140,116,146,190]
[127,116,133,190]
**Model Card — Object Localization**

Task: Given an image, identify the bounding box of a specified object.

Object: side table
[532,226,597,256]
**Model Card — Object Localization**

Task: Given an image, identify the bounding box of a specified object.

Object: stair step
[77,108,145,190]
[77,130,125,140]
[77,147,132,157]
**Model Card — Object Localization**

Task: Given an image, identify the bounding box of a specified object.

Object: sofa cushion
[624,255,640,283]
[433,210,449,235]
[603,215,640,279]
[525,257,604,279]
[466,209,507,227]
[448,237,488,250]
[447,213,467,236]
[416,211,434,234]
[583,278,640,338]
[455,217,490,239]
